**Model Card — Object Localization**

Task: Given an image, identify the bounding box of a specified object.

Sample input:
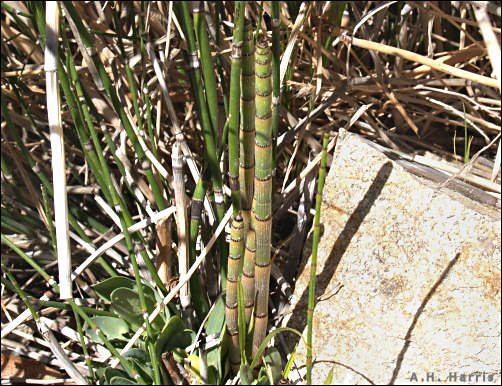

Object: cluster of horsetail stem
[240,19,256,234]
[225,1,245,373]
[240,19,257,326]
[251,36,273,362]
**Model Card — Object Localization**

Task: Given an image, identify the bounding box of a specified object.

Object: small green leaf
[154,315,193,380]
[324,367,334,385]
[263,347,282,385]
[85,316,129,343]
[239,363,254,384]
[123,349,153,384]
[282,343,298,380]
[110,287,164,331]
[109,375,137,385]
[218,322,230,381]
[92,276,138,302]
[104,368,129,385]
[93,276,157,303]
[205,296,225,335]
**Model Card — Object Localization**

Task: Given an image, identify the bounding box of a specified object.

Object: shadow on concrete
[284,161,393,351]
[388,252,461,384]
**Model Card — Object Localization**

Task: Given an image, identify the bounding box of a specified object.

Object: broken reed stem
[172,141,192,318]
[45,1,72,300]
[341,34,500,91]
[240,19,256,326]
[252,37,273,363]
[306,132,331,384]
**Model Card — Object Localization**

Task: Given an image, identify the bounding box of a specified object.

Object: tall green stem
[306,133,331,384]
[177,1,228,289]
[225,214,244,373]
[240,20,256,326]
[228,1,245,216]
[271,2,281,173]
[251,37,273,362]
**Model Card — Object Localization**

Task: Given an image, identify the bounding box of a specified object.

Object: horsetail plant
[225,0,246,373]
[240,19,257,326]
[227,214,245,373]
[227,1,245,216]
[306,132,332,384]
[252,37,273,363]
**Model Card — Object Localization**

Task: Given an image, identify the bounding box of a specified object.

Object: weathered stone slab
[282,130,501,385]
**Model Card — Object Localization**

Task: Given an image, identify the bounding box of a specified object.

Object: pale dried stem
[45,2,72,299]
[341,35,499,90]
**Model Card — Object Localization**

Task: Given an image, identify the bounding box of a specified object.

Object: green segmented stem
[225,214,244,372]
[240,19,256,327]
[228,1,245,216]
[240,19,256,234]
[193,1,219,137]
[271,2,281,173]
[189,167,210,320]
[63,2,166,212]
[61,27,167,294]
[242,228,256,324]
[252,37,273,362]
[306,132,331,384]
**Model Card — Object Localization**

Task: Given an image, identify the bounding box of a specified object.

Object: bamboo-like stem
[45,2,72,300]
[242,228,256,324]
[240,19,256,234]
[252,37,273,363]
[306,132,331,384]
[240,19,256,327]
[225,214,244,373]
[271,2,281,173]
[228,1,245,216]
